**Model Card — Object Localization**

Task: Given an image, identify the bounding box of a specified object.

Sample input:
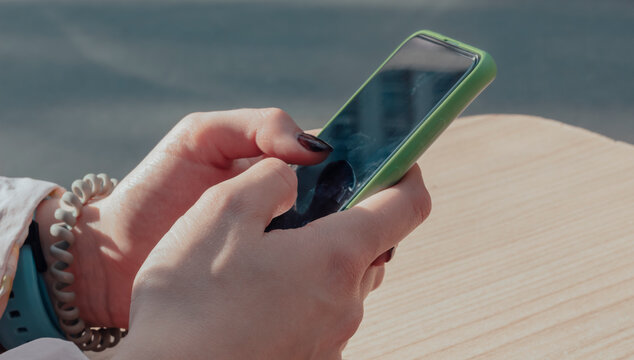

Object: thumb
[199,157,298,232]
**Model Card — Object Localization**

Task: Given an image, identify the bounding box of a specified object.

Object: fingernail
[297,133,333,152]
[385,247,395,263]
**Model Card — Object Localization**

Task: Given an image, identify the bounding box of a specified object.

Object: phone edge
[323,30,498,210]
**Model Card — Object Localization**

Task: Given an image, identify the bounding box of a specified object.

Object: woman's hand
[36,108,332,328]
[114,158,431,360]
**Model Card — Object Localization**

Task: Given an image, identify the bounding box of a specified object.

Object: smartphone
[266,30,496,231]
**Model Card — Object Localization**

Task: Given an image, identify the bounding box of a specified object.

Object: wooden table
[89,114,633,359]
[344,114,634,359]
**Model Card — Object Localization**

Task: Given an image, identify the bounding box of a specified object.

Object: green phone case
[320,30,497,209]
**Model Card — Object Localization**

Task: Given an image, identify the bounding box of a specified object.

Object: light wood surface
[343,114,634,359]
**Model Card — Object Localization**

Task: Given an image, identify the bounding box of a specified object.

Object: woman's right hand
[113,157,431,359]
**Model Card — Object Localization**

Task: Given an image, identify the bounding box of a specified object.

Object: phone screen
[267,35,478,231]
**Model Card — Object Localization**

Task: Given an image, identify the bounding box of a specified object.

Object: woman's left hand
[37,108,331,328]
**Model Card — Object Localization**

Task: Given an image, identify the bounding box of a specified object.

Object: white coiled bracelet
[47,173,126,352]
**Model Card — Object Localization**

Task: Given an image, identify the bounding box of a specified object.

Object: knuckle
[372,266,386,291]
[262,107,289,119]
[261,158,297,193]
[411,182,432,224]
[259,107,291,123]
[309,293,362,353]
[334,304,364,344]
[171,112,213,152]
[201,185,247,218]
[181,112,205,127]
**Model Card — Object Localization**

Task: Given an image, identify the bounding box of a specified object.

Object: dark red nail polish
[297,133,333,152]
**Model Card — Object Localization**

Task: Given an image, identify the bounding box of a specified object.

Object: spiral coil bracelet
[47,173,126,352]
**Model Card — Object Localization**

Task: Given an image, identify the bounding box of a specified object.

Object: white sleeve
[0,338,88,359]
[0,177,61,314]
[0,178,89,358]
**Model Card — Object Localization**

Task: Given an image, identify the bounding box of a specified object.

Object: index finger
[308,164,431,266]
[168,108,332,168]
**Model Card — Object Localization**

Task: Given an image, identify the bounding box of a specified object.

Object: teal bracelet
[0,244,64,349]
[0,174,124,351]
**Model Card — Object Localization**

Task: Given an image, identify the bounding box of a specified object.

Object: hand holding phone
[267,30,496,231]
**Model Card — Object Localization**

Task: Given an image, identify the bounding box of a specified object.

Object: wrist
[36,197,130,328]
[112,318,228,360]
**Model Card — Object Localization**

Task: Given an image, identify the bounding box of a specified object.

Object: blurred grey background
[1,0,633,186]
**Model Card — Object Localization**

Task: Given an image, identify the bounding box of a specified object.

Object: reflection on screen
[267,36,476,231]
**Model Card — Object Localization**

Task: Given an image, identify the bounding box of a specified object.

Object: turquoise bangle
[0,245,64,349]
